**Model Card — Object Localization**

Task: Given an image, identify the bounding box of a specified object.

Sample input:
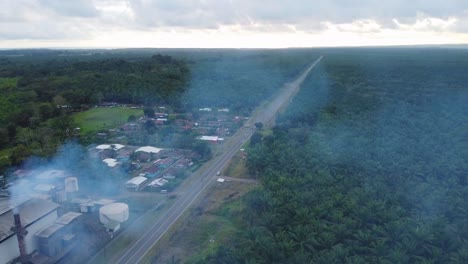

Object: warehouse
[0,197,59,264]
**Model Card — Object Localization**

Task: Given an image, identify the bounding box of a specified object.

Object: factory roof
[135,146,162,154]
[35,170,68,181]
[0,198,59,242]
[34,183,55,192]
[0,195,31,216]
[36,223,64,238]
[55,212,82,225]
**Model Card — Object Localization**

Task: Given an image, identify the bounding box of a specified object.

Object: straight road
[108,56,323,264]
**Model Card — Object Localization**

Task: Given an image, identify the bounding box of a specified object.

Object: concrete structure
[64,177,79,193]
[35,212,82,257]
[0,198,59,264]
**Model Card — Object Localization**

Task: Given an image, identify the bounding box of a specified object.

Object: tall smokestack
[12,211,29,263]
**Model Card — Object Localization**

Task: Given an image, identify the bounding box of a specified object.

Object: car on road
[216,171,221,176]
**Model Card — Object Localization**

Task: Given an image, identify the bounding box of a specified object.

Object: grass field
[73,107,143,134]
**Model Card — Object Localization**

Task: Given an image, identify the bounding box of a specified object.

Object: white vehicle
[216,171,221,176]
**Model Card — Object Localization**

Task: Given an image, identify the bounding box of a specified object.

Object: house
[143,165,160,178]
[154,158,174,169]
[147,178,169,189]
[199,108,212,112]
[125,176,148,191]
[135,146,162,154]
[197,136,224,143]
[102,158,119,168]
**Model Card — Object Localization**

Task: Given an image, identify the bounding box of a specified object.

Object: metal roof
[55,212,82,225]
[0,198,59,242]
[35,223,64,238]
[135,146,162,154]
[126,176,147,186]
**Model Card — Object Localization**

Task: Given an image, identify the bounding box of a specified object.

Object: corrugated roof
[0,198,59,242]
[35,223,64,238]
[126,176,147,186]
[35,170,68,181]
[55,212,82,225]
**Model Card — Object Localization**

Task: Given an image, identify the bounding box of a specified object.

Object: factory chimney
[11,211,29,263]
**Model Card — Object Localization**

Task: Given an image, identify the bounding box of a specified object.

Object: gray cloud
[127,0,468,28]
[1,0,468,41]
[38,0,100,17]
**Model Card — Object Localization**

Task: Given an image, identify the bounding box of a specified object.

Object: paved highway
[108,56,323,264]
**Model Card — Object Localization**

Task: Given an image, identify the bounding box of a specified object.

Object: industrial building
[35,212,82,258]
[0,197,59,264]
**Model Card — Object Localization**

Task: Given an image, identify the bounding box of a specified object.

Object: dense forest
[0,51,189,170]
[196,49,468,263]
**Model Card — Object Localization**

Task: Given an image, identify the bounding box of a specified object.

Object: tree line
[0,53,189,172]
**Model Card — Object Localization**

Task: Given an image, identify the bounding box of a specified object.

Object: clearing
[73,107,143,134]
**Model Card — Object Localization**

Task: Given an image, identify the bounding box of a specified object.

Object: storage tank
[65,177,79,192]
[99,203,129,225]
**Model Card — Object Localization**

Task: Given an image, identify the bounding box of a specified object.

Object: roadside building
[125,176,148,191]
[197,135,224,143]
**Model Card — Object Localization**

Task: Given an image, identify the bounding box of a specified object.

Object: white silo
[99,203,129,225]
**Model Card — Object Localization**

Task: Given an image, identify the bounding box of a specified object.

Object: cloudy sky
[1,0,468,48]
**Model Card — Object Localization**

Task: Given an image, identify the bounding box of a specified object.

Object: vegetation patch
[224,153,250,178]
[147,181,257,264]
[0,77,19,90]
[73,107,143,134]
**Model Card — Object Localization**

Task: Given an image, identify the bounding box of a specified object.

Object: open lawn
[73,107,143,134]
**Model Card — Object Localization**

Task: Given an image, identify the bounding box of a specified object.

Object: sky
[1,0,468,48]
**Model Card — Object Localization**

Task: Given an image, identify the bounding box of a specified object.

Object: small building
[135,146,163,154]
[125,176,147,191]
[199,108,212,112]
[147,178,169,189]
[143,165,160,178]
[103,158,119,168]
[197,136,224,143]
[96,144,125,151]
[35,223,66,257]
